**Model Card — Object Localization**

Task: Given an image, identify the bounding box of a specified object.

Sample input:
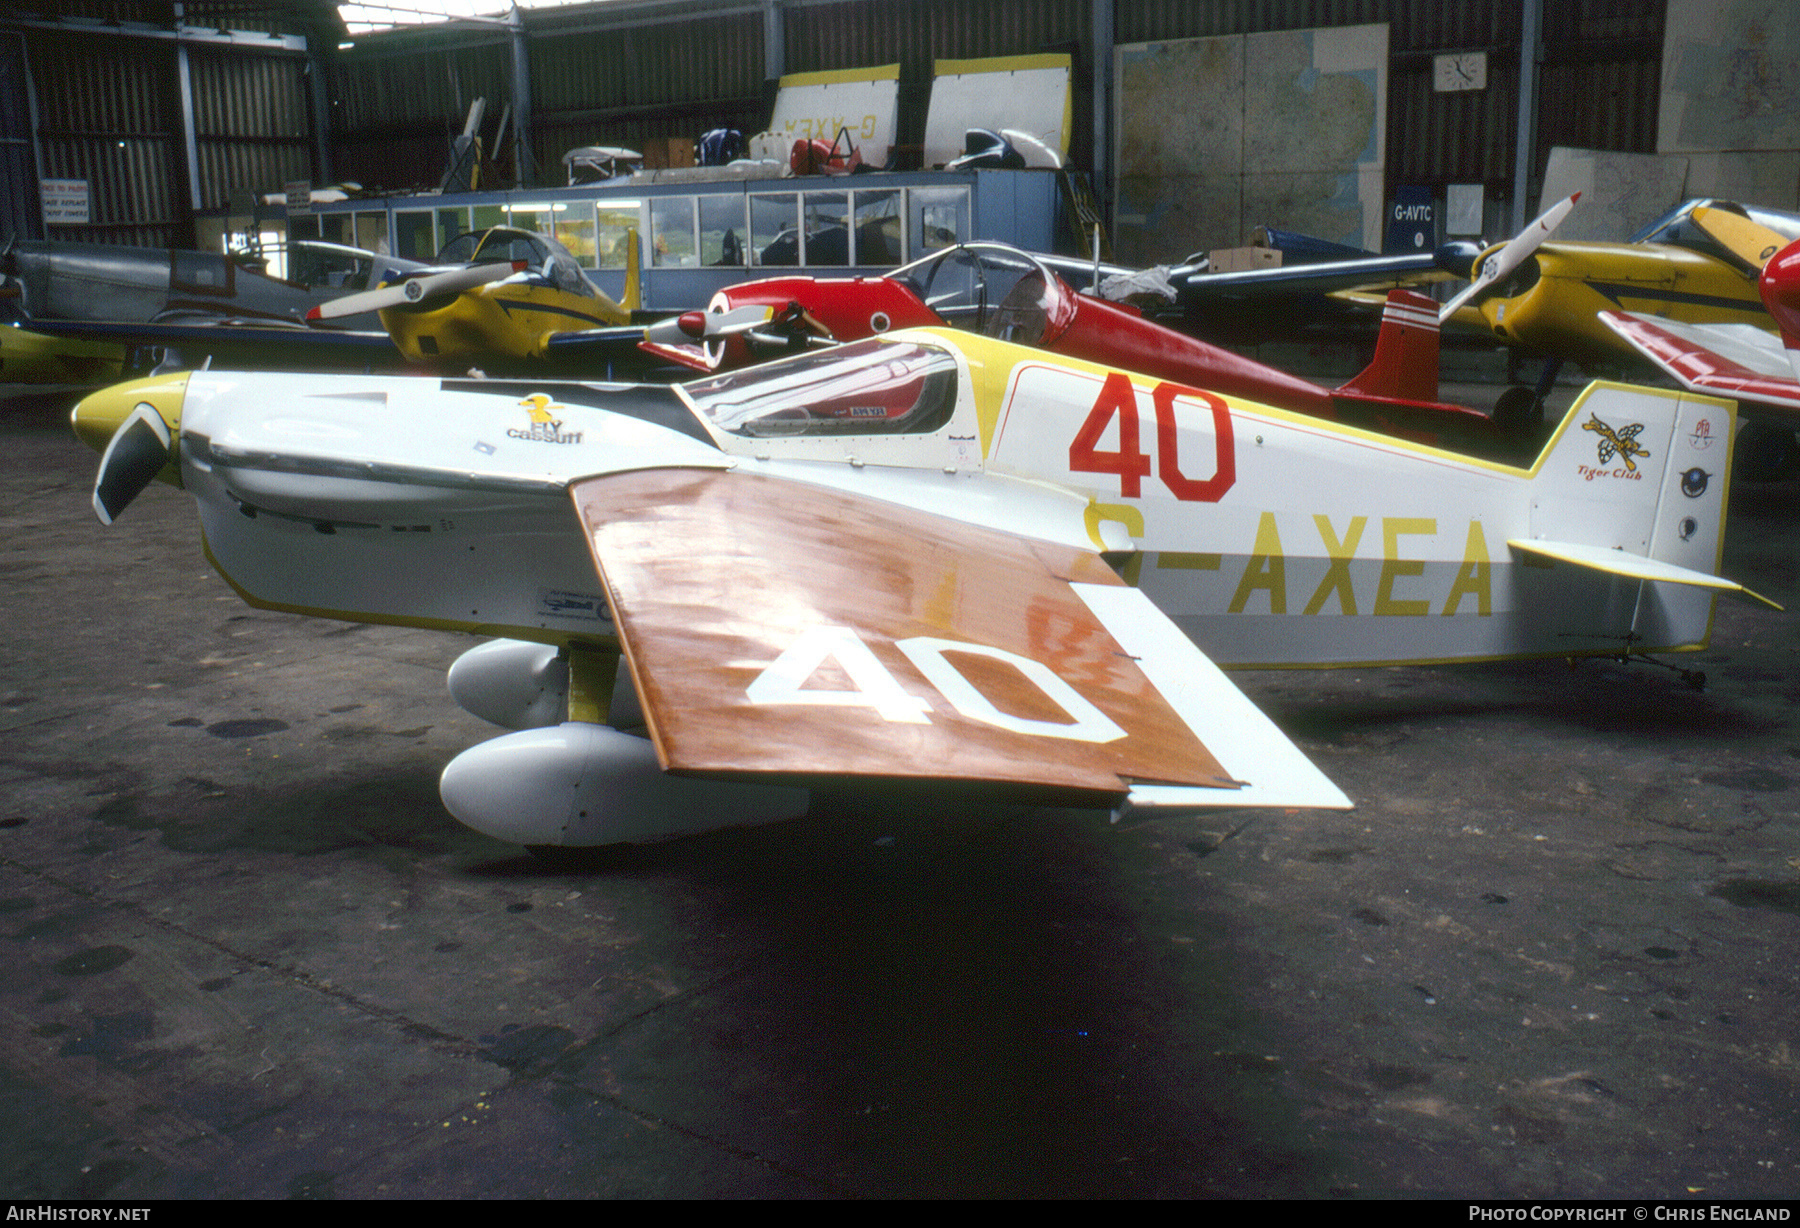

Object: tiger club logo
[1578,414,1650,482]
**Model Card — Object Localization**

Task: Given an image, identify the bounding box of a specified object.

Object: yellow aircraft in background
[1169,198,1800,425]
[3,226,651,384]
[1446,200,1799,374]
[0,322,125,384]
[1260,198,1800,427]
[307,226,643,372]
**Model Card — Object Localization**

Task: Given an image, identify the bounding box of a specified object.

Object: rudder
[1524,381,1748,646]
[1337,288,1440,403]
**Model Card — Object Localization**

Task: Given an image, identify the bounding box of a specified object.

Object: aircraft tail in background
[623,227,642,313]
[1336,288,1441,404]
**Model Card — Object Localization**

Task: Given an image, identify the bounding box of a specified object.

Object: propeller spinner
[641,303,774,347]
[1438,191,1581,323]
[71,373,189,525]
[305,259,527,323]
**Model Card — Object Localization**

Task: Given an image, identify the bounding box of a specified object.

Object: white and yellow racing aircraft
[70,329,1774,848]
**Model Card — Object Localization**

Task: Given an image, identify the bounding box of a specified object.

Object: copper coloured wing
[569,467,1349,811]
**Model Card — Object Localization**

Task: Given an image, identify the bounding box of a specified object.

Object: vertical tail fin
[1527,382,1731,567]
[1520,382,1773,645]
[622,226,642,313]
[1336,288,1439,403]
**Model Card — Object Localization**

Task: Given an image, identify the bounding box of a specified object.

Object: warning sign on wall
[41,179,89,225]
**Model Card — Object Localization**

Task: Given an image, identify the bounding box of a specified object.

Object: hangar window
[395,207,472,257]
[508,202,581,239]
[854,190,903,266]
[395,209,435,259]
[353,212,387,256]
[751,193,799,266]
[595,202,641,270]
[554,206,597,267]
[682,338,958,438]
[700,195,747,266]
[438,207,470,252]
[309,211,389,254]
[651,196,698,266]
[803,191,850,267]
[909,187,969,261]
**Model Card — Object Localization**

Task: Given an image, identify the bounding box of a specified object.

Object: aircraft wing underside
[541,325,657,349]
[568,467,1350,812]
[541,324,672,369]
[1173,251,1449,300]
[18,315,403,368]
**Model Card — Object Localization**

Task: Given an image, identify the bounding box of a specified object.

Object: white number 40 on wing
[745,625,1126,744]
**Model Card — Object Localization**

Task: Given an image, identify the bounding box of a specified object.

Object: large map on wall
[1114,24,1387,266]
[1657,0,1800,210]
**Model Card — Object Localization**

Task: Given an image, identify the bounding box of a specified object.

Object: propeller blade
[306,260,526,322]
[642,304,773,347]
[92,402,173,525]
[1439,191,1580,323]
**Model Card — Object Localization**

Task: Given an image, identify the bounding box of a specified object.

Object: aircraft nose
[1759,238,1800,343]
[70,372,191,524]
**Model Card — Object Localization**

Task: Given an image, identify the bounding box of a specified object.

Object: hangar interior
[6,0,1795,260]
[2,0,1800,1203]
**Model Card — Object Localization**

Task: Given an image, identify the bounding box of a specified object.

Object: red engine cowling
[1760,238,1800,351]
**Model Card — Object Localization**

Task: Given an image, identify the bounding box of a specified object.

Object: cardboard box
[1208,246,1281,273]
[640,137,695,170]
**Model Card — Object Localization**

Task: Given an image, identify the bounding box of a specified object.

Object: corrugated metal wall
[327,2,772,191]
[1540,1,1664,160]
[10,6,321,248]
[331,32,515,190]
[188,47,316,212]
[0,32,43,242]
[27,29,183,246]
[527,7,767,175]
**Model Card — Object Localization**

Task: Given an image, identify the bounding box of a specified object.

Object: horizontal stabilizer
[1508,538,1782,610]
[539,324,657,360]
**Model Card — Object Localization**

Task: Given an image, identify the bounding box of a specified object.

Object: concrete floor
[1,380,1797,1198]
